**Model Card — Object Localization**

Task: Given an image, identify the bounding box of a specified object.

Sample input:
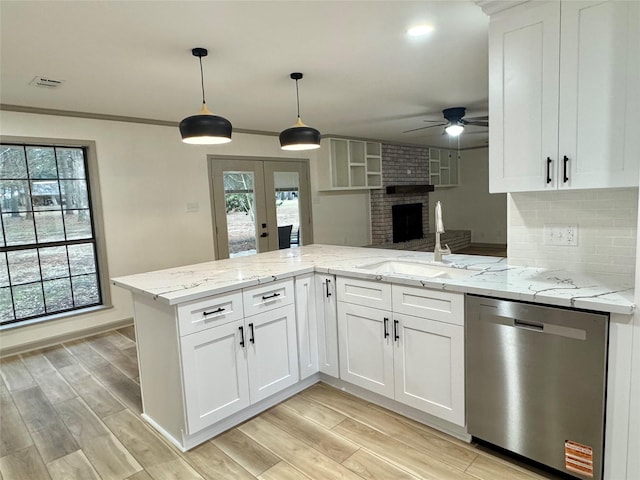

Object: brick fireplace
[370,143,430,245]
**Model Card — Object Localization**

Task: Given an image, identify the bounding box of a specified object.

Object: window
[0,141,106,326]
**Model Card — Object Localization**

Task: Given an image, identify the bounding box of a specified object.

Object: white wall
[0,110,371,352]
[508,188,638,284]
[428,147,507,244]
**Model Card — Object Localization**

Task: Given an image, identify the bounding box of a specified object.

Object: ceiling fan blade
[402,123,447,134]
[464,120,489,127]
[464,115,489,121]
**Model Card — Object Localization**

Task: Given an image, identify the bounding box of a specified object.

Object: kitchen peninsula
[112,245,635,480]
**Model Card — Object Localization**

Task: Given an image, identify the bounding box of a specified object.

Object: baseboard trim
[0,318,134,358]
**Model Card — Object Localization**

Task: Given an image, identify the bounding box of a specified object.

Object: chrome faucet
[434,201,451,262]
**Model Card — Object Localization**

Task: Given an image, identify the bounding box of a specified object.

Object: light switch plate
[543,224,578,246]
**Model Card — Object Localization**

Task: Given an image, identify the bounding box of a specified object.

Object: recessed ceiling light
[407,24,434,37]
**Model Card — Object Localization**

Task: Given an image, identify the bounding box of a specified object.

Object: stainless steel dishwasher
[466,295,609,480]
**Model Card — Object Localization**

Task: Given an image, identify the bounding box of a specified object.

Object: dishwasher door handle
[514,319,544,331]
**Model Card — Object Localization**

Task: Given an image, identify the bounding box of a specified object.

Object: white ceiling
[0,1,489,148]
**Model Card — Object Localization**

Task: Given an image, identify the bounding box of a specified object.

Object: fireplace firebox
[392,203,423,243]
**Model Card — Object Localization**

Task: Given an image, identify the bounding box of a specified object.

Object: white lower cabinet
[338,302,394,397]
[294,274,319,380]
[393,312,464,426]
[179,280,298,435]
[315,274,339,377]
[246,304,299,403]
[337,279,465,427]
[181,319,250,433]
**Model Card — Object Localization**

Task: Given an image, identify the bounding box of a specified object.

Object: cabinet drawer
[177,291,244,336]
[243,279,294,317]
[392,286,464,326]
[336,277,391,310]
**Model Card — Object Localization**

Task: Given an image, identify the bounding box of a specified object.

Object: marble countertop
[111,244,635,314]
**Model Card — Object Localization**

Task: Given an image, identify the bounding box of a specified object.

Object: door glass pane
[274,172,300,249]
[224,172,258,257]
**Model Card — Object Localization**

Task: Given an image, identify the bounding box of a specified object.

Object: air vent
[30,76,65,89]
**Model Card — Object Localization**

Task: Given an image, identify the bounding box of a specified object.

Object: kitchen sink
[357,260,477,279]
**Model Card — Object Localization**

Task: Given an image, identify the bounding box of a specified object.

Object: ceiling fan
[403,107,489,136]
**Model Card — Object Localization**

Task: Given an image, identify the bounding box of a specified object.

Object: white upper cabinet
[489,0,640,193]
[318,138,383,190]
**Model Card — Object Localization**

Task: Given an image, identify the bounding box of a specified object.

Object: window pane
[40,246,69,280]
[0,253,9,287]
[31,180,62,211]
[34,211,65,243]
[43,278,73,312]
[13,283,45,318]
[0,287,14,323]
[3,213,36,245]
[1,179,31,213]
[64,209,93,239]
[68,244,96,275]
[72,274,99,307]
[56,148,86,179]
[60,179,89,210]
[0,145,27,178]
[26,146,57,179]
[7,249,41,285]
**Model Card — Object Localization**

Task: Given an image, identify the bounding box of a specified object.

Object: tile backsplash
[508,188,638,284]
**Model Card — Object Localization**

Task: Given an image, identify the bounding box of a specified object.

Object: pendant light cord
[295,78,301,118]
[199,55,206,105]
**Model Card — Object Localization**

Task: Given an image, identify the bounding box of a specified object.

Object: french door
[209,157,313,259]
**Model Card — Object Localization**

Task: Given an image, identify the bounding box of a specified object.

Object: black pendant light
[179,48,232,145]
[279,72,321,151]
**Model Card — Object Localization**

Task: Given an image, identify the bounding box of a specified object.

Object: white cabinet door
[558,0,640,189]
[489,1,560,193]
[181,319,250,434]
[393,313,465,426]
[489,0,640,193]
[247,304,299,403]
[315,274,339,377]
[295,274,319,380]
[338,302,394,398]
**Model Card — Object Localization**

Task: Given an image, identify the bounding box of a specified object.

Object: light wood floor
[0,327,562,480]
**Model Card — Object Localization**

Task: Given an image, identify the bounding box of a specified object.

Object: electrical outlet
[543,224,578,246]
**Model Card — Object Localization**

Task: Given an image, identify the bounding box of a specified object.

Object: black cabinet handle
[325,279,332,298]
[260,232,269,237]
[393,319,399,341]
[249,323,255,344]
[203,307,225,317]
[239,326,245,347]
[262,292,281,301]
[546,157,552,184]
[563,155,569,183]
[383,317,389,338]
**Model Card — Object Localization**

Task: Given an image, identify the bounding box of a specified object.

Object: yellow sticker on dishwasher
[565,440,594,478]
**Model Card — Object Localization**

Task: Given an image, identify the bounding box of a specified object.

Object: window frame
[0,136,111,328]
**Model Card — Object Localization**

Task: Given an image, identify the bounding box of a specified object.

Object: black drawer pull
[325,279,332,298]
[383,317,389,338]
[262,292,281,301]
[546,157,552,184]
[394,319,399,341]
[563,155,569,183]
[203,307,225,317]
[249,323,255,344]
[239,326,245,347]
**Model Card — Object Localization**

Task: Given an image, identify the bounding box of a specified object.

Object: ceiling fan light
[445,123,464,136]
[180,47,232,145]
[280,72,321,151]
